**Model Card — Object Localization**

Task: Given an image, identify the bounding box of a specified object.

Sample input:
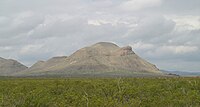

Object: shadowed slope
[0,57,28,76]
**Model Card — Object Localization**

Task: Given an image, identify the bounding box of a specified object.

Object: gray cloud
[161,0,200,15]
[123,15,176,43]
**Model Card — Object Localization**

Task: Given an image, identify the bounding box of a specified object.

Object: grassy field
[0,77,200,107]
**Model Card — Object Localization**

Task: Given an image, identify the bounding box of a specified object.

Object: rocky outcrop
[115,46,135,56]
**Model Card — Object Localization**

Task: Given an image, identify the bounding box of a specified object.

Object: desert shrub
[0,77,200,107]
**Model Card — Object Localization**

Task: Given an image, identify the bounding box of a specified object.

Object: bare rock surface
[19,42,161,76]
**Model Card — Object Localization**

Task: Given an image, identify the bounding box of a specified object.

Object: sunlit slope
[18,42,161,76]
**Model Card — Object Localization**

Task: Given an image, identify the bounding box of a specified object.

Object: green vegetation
[1,77,200,107]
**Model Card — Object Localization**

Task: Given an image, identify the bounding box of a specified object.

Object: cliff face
[20,42,161,76]
[0,57,28,76]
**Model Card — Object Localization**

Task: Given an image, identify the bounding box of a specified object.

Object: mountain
[161,70,200,76]
[18,42,162,77]
[0,57,28,76]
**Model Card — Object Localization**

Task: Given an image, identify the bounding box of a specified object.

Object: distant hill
[0,57,28,76]
[16,42,163,77]
[162,70,200,76]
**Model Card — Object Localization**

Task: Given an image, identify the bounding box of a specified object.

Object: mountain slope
[0,57,28,76]
[19,42,161,76]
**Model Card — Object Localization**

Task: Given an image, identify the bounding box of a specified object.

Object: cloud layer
[0,0,200,71]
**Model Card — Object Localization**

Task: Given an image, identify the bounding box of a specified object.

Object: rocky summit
[19,42,161,76]
[0,57,28,76]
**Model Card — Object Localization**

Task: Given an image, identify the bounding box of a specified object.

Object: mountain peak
[92,42,119,48]
[0,57,28,76]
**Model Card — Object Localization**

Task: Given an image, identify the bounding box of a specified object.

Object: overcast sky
[0,0,200,72]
